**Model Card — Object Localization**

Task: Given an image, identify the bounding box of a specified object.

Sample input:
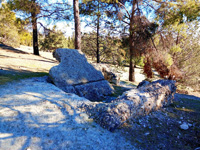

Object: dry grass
[0,44,58,73]
[0,44,58,84]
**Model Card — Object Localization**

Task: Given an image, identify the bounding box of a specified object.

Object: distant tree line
[39,26,75,51]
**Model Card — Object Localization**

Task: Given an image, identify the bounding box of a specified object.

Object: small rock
[180,122,189,130]
[144,132,150,136]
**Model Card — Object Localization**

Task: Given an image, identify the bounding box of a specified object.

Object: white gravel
[0,77,137,150]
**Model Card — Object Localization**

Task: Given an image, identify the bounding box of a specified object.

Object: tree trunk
[129,42,135,82]
[73,0,81,50]
[96,1,100,63]
[31,11,39,55]
[128,1,137,82]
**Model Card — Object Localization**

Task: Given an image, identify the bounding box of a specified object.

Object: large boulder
[80,80,176,131]
[49,49,114,101]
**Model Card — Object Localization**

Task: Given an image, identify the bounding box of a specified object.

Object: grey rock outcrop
[49,49,114,101]
[80,80,176,131]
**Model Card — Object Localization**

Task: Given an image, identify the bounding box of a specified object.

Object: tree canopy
[0,3,31,47]
[7,0,71,55]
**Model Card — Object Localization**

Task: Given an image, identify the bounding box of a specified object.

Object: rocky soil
[0,44,200,150]
[0,77,136,150]
[120,95,200,150]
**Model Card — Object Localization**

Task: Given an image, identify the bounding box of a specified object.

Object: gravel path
[0,77,137,150]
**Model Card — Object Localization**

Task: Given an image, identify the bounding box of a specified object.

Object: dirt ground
[0,44,58,73]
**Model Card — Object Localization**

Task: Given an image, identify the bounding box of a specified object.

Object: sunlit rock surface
[49,49,113,101]
[80,80,176,131]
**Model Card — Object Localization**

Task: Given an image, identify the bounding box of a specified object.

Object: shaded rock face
[80,80,176,131]
[92,63,120,85]
[75,80,114,101]
[49,49,114,101]
[137,80,150,88]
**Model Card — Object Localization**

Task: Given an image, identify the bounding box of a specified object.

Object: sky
[54,20,93,37]
[39,19,93,37]
[40,0,93,37]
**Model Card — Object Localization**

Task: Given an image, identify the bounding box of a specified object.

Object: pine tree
[0,3,20,47]
[80,0,109,63]
[40,26,68,52]
[103,0,158,81]
[101,0,199,82]
[8,0,71,55]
